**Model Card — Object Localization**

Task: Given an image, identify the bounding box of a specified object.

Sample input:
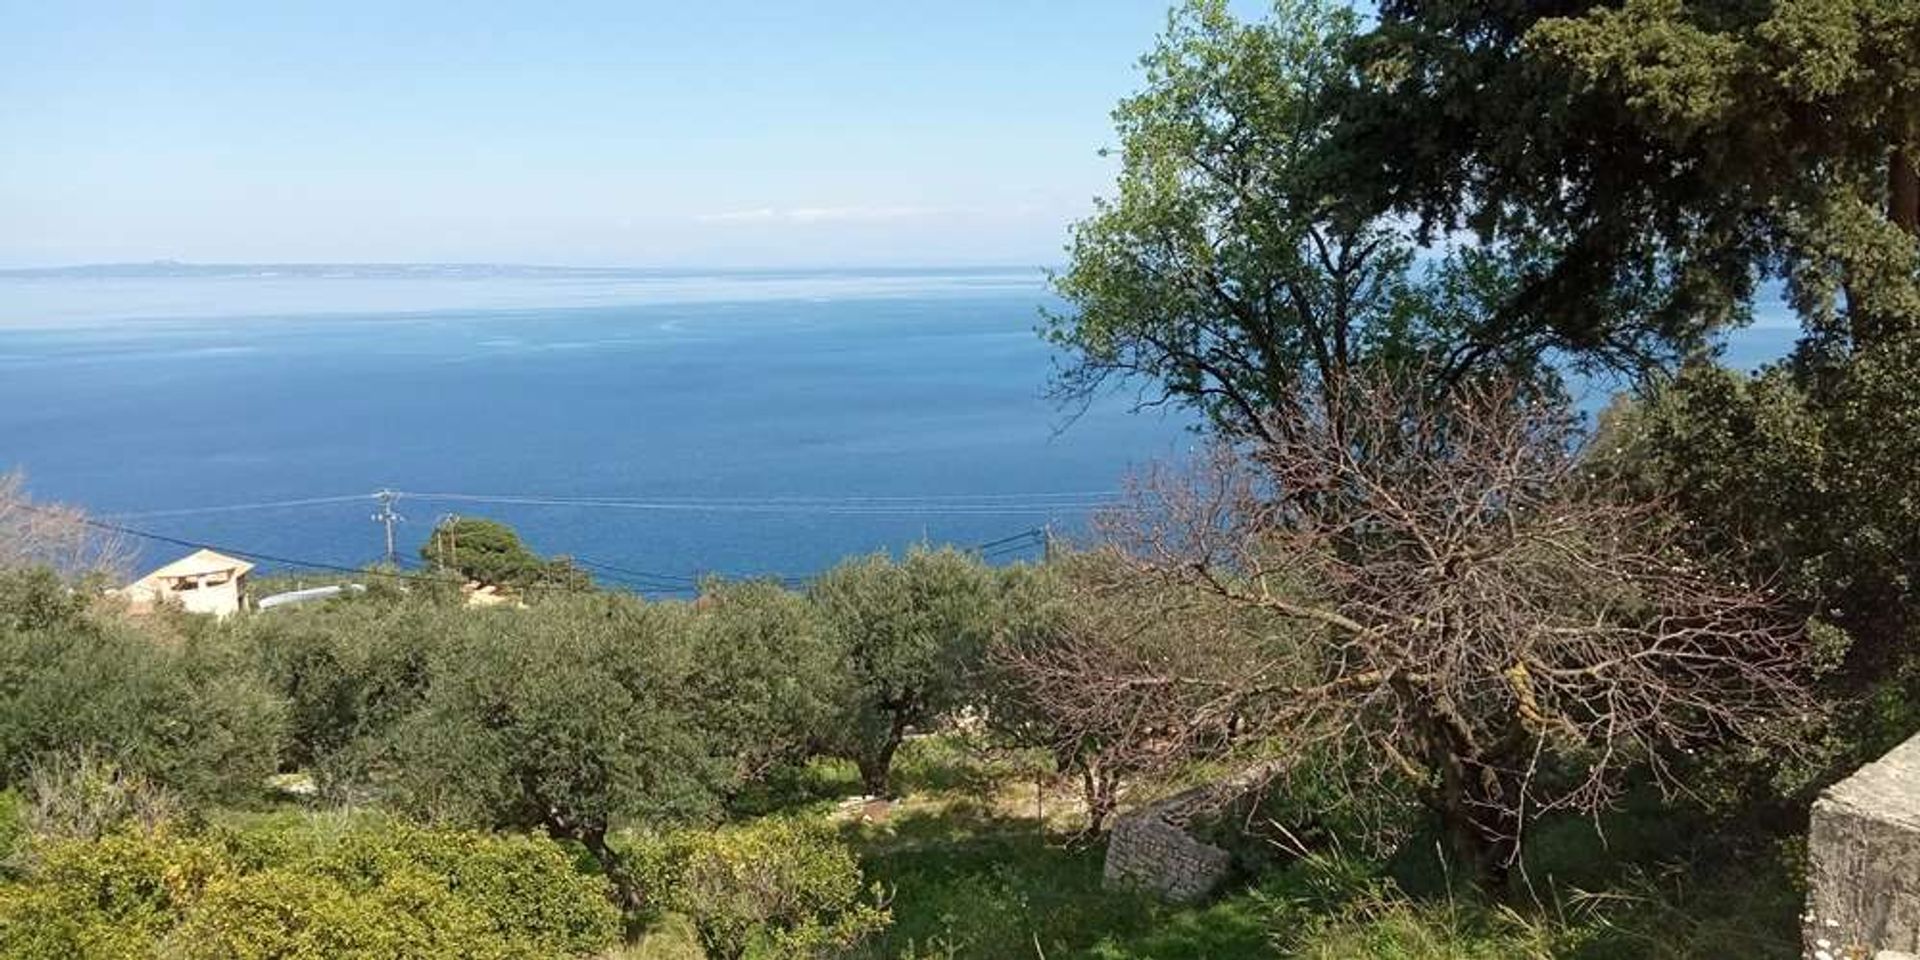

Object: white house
[120,549,255,619]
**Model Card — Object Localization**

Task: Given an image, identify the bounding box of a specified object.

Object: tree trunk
[1080,759,1118,835]
[1892,144,1919,238]
[1425,749,1496,883]
[1402,686,1517,889]
[553,819,643,914]
[857,712,909,797]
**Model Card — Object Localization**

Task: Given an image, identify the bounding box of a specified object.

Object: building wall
[174,580,244,618]
[124,576,246,619]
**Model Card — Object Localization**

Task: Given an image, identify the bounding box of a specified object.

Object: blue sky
[1,2,1265,268]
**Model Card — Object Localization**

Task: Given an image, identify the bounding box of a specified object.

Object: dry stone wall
[1101,785,1235,902]
[1102,762,1285,902]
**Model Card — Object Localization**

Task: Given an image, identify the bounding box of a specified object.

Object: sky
[0,1,1265,269]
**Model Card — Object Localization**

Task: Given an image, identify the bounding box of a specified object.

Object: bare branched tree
[0,470,132,578]
[991,556,1296,835]
[1058,374,1813,880]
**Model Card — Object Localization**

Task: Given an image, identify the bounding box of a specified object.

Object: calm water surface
[0,266,1797,591]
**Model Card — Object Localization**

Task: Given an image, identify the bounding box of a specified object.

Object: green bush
[0,791,21,875]
[241,596,449,779]
[0,608,284,806]
[632,818,890,959]
[0,815,620,959]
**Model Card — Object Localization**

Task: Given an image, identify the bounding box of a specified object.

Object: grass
[604,914,706,960]
[636,735,1807,959]
[831,737,1283,959]
[849,738,1805,960]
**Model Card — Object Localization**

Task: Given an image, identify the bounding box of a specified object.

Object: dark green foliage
[0,593,283,807]
[1332,0,1920,361]
[1597,346,1920,782]
[0,568,89,633]
[689,580,848,786]
[810,547,997,796]
[371,595,722,902]
[243,596,448,778]
[1046,0,1740,440]
[419,515,590,591]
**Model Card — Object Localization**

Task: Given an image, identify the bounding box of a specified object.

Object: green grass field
[629,736,1805,959]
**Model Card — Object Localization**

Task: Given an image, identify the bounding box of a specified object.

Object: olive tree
[809,547,996,797]
[991,556,1282,834]
[686,579,848,786]
[374,594,722,907]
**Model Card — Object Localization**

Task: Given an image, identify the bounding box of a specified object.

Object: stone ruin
[1101,782,1237,902]
[1101,762,1283,902]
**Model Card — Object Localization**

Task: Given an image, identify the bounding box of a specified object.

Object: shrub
[0,612,284,806]
[632,818,890,959]
[23,751,179,842]
[241,595,449,779]
[0,815,620,959]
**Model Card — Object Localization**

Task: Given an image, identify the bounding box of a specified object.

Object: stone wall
[1102,762,1285,902]
[1101,781,1235,902]
[1807,732,1920,958]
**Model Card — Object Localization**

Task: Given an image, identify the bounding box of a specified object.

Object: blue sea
[0,265,1799,593]
[0,266,1200,591]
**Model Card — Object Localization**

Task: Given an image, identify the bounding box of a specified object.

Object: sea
[0,264,1800,594]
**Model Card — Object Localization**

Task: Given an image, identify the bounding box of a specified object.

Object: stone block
[1807,733,1920,956]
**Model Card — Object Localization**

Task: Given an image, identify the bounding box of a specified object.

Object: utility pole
[372,489,404,567]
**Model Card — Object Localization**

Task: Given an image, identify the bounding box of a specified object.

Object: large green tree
[374,595,721,907]
[808,547,996,796]
[419,516,589,592]
[1333,0,1920,719]
[1047,0,1738,440]
[0,569,284,806]
[686,579,848,787]
[1333,0,1920,358]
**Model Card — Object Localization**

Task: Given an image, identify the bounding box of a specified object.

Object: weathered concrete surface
[1807,733,1920,957]
[1102,782,1235,902]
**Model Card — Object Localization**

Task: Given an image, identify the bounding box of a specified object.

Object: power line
[48,502,1062,603]
[395,491,1113,516]
[405,489,1117,505]
[45,507,433,584]
[26,505,626,598]
[969,528,1043,553]
[109,494,374,519]
[95,489,1119,520]
[569,555,698,588]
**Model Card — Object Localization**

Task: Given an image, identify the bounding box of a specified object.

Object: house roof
[129,548,256,587]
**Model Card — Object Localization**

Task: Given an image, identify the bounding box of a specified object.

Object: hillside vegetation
[5,0,1920,955]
